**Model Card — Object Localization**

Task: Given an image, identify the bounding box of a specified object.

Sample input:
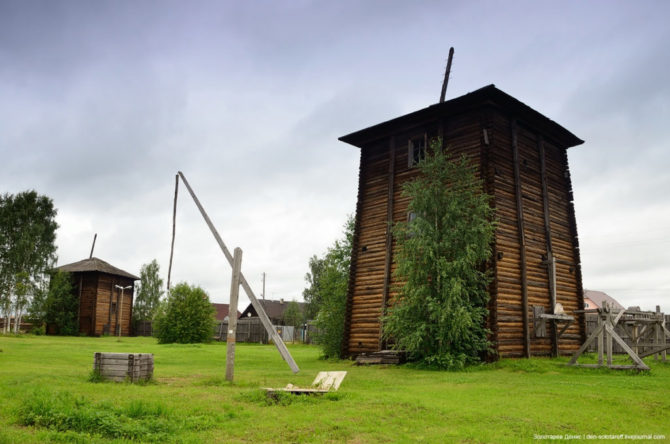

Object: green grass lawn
[0,335,668,443]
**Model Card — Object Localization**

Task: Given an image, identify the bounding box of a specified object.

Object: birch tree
[0,191,58,333]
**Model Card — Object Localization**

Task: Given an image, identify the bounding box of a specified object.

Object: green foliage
[383,140,495,369]
[16,390,216,441]
[0,191,58,332]
[154,282,215,344]
[302,255,324,319]
[304,216,354,358]
[133,259,164,322]
[44,271,78,335]
[282,300,304,327]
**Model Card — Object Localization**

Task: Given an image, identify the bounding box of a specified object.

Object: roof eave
[339,84,583,150]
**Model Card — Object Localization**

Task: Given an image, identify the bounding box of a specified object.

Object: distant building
[54,257,139,336]
[583,290,625,310]
[239,299,307,325]
[212,303,240,322]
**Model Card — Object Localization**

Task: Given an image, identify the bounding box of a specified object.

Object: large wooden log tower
[339,85,586,358]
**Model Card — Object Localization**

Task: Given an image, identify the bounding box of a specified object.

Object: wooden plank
[226,247,242,382]
[177,172,299,373]
[511,119,530,358]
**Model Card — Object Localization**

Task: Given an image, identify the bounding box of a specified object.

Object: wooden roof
[212,303,241,321]
[339,84,584,149]
[55,257,140,280]
[584,290,625,311]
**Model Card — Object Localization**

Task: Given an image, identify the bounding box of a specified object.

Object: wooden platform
[264,371,347,396]
[355,350,406,365]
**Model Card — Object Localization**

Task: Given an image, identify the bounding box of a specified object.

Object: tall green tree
[302,255,324,320]
[382,140,495,369]
[44,271,78,335]
[0,191,58,333]
[133,259,164,322]
[303,216,354,358]
[153,282,215,344]
[282,300,304,326]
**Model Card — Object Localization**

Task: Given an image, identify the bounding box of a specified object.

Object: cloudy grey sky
[1,0,669,312]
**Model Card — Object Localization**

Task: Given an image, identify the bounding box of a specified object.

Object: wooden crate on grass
[93,352,153,382]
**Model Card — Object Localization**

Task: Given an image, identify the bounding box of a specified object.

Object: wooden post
[439,47,454,103]
[380,136,396,349]
[597,310,604,366]
[655,306,661,361]
[511,120,530,358]
[539,138,559,357]
[118,288,124,338]
[177,171,299,373]
[89,233,97,259]
[226,248,242,382]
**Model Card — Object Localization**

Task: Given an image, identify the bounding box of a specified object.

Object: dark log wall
[94,274,135,336]
[76,272,99,336]
[343,106,584,358]
[487,111,584,357]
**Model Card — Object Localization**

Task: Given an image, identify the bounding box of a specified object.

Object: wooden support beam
[380,136,396,350]
[604,323,649,370]
[568,322,604,365]
[511,120,530,358]
[538,136,559,357]
[226,247,242,382]
[177,172,299,373]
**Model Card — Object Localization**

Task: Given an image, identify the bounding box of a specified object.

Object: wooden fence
[133,321,153,337]
[585,314,670,354]
[0,318,33,333]
[214,318,316,344]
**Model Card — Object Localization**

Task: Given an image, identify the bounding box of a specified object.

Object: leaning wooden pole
[89,233,97,259]
[439,47,454,103]
[177,171,300,373]
[167,174,179,292]
[226,247,242,382]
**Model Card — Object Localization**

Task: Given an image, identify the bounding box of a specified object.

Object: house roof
[339,84,584,149]
[55,257,140,280]
[240,299,307,321]
[211,303,241,321]
[584,290,625,310]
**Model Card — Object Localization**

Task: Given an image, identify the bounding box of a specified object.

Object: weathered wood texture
[340,86,585,359]
[93,352,154,382]
[72,272,135,337]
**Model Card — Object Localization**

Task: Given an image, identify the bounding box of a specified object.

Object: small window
[408,135,426,167]
[111,302,117,314]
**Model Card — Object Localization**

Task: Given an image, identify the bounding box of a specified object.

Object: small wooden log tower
[339,85,586,359]
[55,257,139,336]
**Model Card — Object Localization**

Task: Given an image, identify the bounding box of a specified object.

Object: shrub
[153,282,215,344]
